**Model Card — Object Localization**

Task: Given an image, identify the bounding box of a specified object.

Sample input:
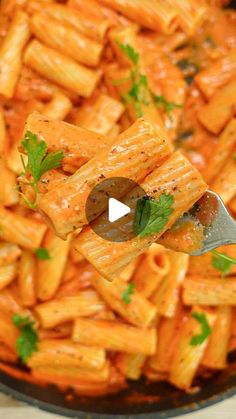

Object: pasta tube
[75,94,124,135]
[169,307,216,390]
[229,196,236,214]
[73,318,157,355]
[203,118,236,182]
[35,291,105,328]
[39,118,171,238]
[198,79,236,134]
[174,0,208,36]
[18,251,36,307]
[0,11,30,98]
[183,276,236,306]
[0,243,21,267]
[24,112,111,171]
[24,40,100,98]
[91,274,157,328]
[116,353,146,380]
[41,4,110,42]
[0,263,17,291]
[31,362,110,383]
[151,252,189,317]
[36,231,71,301]
[149,302,184,373]
[97,0,178,34]
[202,307,232,369]
[133,244,170,298]
[0,313,19,352]
[0,112,6,154]
[187,245,236,277]
[0,207,47,250]
[74,151,207,281]
[158,218,205,254]
[42,92,72,121]
[31,13,103,68]
[211,155,236,204]
[196,49,236,99]
[27,339,106,371]
[0,158,19,207]
[31,365,126,396]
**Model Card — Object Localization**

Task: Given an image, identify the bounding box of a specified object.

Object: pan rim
[0,379,236,419]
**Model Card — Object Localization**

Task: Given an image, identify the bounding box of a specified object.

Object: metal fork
[186,191,236,255]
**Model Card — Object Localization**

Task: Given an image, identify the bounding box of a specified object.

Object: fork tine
[190,191,236,256]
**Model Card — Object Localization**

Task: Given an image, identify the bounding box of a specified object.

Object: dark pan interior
[1,1,236,418]
[1,362,236,418]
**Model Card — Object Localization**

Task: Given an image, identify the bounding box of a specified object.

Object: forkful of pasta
[18,113,236,282]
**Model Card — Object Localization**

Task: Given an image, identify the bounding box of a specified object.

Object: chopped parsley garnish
[114,43,182,117]
[19,131,64,208]
[190,312,212,346]
[211,249,236,277]
[35,247,51,260]
[153,94,183,113]
[122,282,135,304]
[117,42,139,65]
[13,314,39,362]
[134,194,174,238]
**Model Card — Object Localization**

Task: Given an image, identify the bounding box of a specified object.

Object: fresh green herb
[35,247,51,260]
[20,131,64,208]
[122,282,135,304]
[114,43,182,117]
[12,314,39,362]
[153,94,183,113]
[211,249,236,277]
[117,42,139,65]
[190,312,212,346]
[134,194,174,238]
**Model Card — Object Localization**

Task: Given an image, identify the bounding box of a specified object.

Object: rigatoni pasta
[0,0,236,400]
[0,11,30,98]
[38,118,172,238]
[72,318,157,355]
[74,151,207,281]
[24,40,100,98]
[31,12,103,68]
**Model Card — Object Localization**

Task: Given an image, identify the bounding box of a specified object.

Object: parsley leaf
[117,42,139,65]
[114,43,182,118]
[190,312,212,346]
[152,94,183,113]
[122,282,135,304]
[12,314,39,362]
[35,247,51,260]
[211,249,236,277]
[134,194,174,238]
[20,131,64,208]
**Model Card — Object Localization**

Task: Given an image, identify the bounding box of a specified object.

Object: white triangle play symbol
[108,198,131,223]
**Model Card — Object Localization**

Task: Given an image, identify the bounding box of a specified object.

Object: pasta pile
[0,0,236,397]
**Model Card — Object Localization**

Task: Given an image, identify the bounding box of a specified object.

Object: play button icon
[108,198,131,223]
[85,177,150,242]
